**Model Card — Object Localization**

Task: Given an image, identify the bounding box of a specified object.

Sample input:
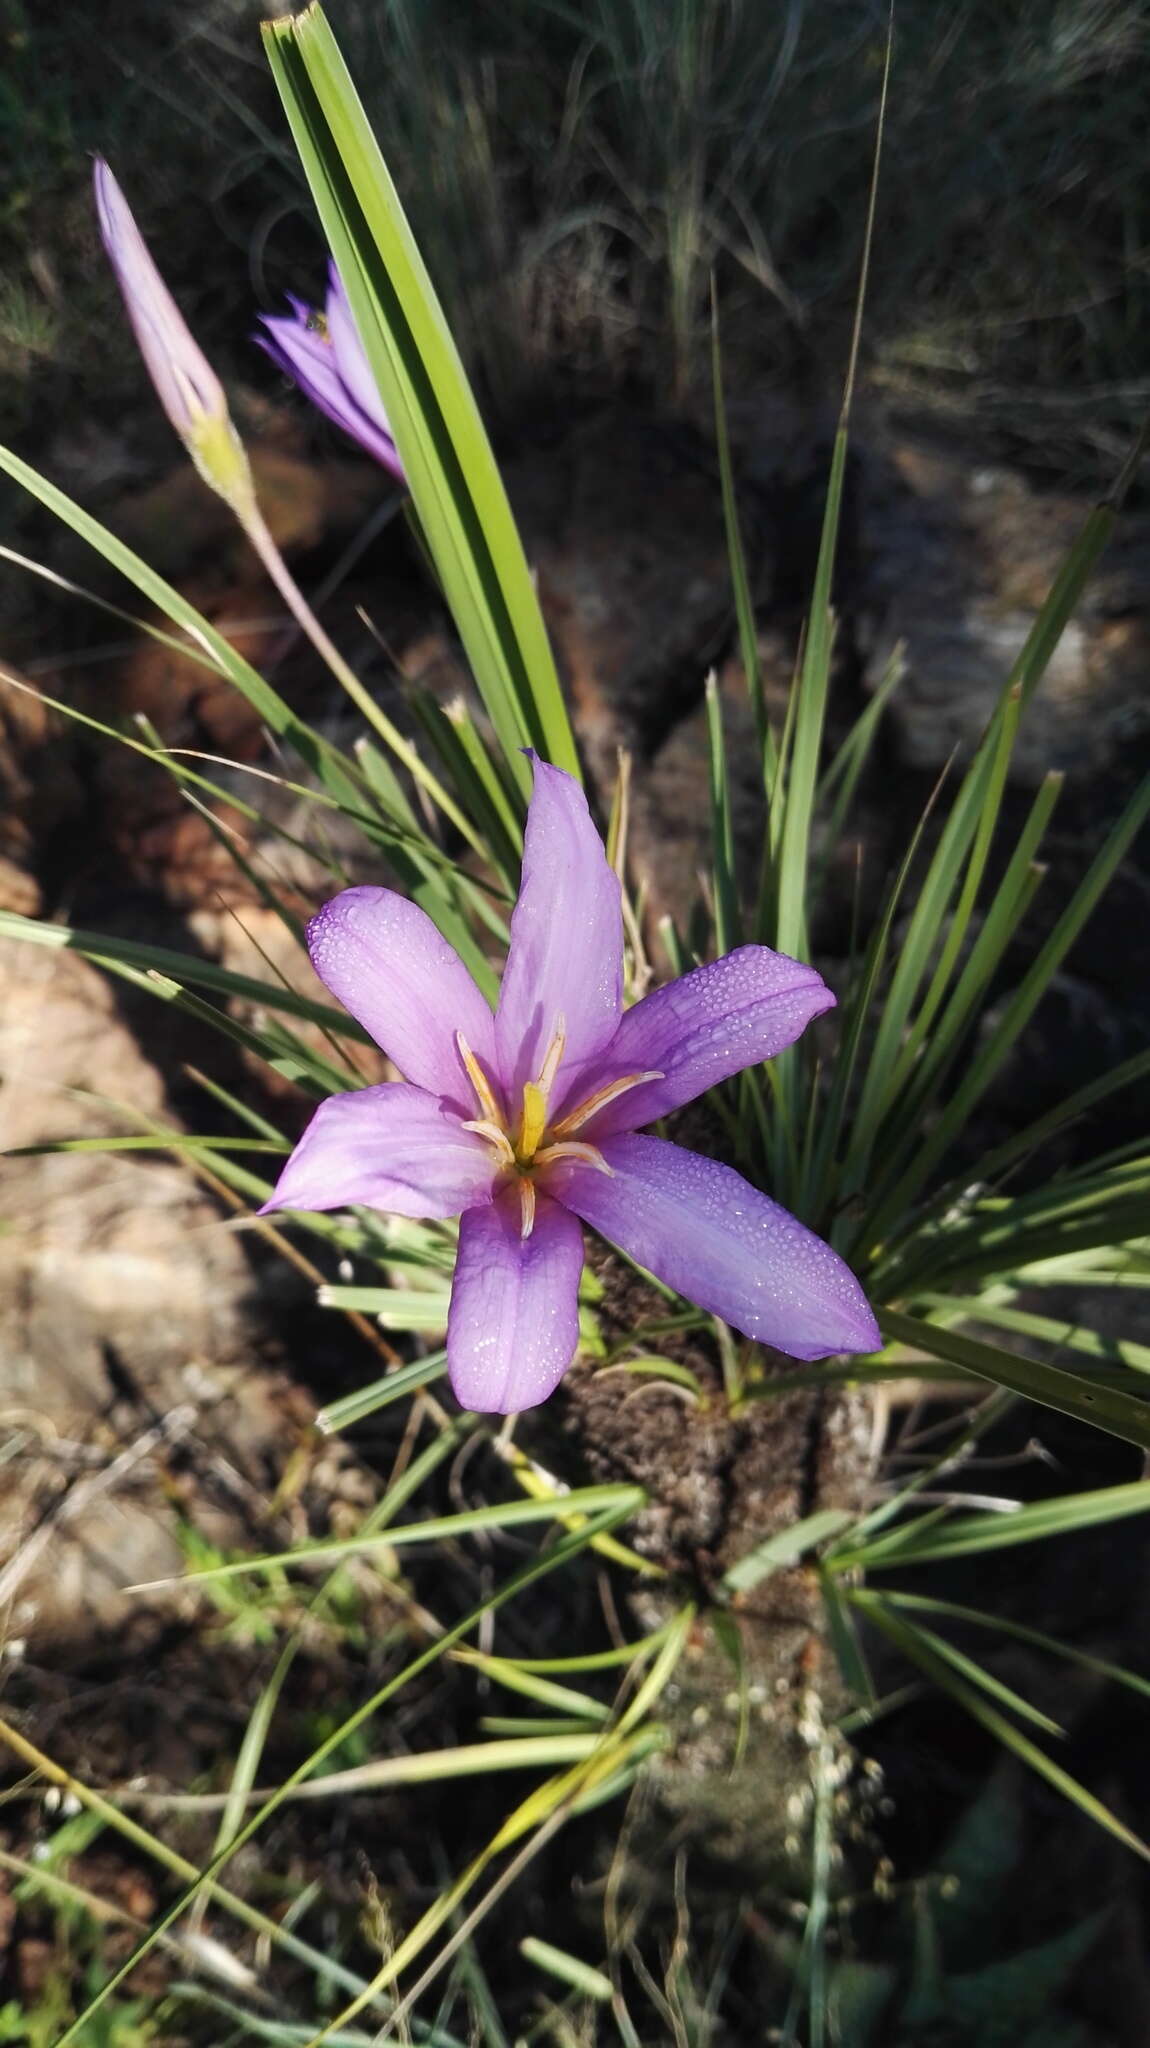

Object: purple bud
[94,159,254,509]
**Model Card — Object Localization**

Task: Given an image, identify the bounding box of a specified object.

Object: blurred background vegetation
[2,0,1148,470]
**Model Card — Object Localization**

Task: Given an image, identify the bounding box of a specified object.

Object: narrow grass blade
[0,908,372,1042]
[870,757,1150,1247]
[0,1720,408,2039]
[317,1354,449,1431]
[836,1478,1150,1571]
[886,767,1060,1123]
[850,1594,1062,1737]
[317,1283,452,1330]
[132,1486,647,1588]
[453,1652,610,1724]
[51,1502,640,2040]
[483,1624,674,1675]
[772,427,848,962]
[721,1507,855,1596]
[520,1938,613,2004]
[911,1295,1150,1381]
[879,1590,1150,1703]
[0,444,368,809]
[807,763,948,1221]
[819,1566,877,1708]
[888,1202,1150,1303]
[811,642,903,908]
[407,689,522,885]
[962,1047,1150,1194]
[878,1308,1150,1449]
[127,1735,616,1808]
[856,1595,1150,1864]
[705,669,742,952]
[711,291,773,779]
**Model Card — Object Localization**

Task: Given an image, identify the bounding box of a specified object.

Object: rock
[104,441,381,583]
[0,673,84,913]
[626,658,767,945]
[857,428,1150,781]
[0,936,351,1648]
[509,407,755,783]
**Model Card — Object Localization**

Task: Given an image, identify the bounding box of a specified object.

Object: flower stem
[242,501,489,861]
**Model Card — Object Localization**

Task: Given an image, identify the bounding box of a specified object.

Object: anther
[549,1069,663,1139]
[536,1016,567,1099]
[534,1139,615,1176]
[455,1030,502,1126]
[518,1177,537,1239]
[461,1117,515,1166]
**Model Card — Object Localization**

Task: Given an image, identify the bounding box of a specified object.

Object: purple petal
[260,1082,497,1217]
[495,759,623,1101]
[256,304,404,479]
[548,1134,881,1361]
[94,159,227,441]
[557,947,836,1136]
[447,1188,584,1413]
[307,887,498,1109]
[324,265,399,446]
[257,310,334,382]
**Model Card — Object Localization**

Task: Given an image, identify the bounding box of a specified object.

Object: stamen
[516,1080,548,1163]
[461,1117,516,1166]
[550,1069,663,1139]
[455,1030,502,1125]
[534,1138,615,1177]
[518,1176,537,1239]
[536,1015,567,1099]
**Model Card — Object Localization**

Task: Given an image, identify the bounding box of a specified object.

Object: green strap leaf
[263,4,578,790]
[878,1306,1150,1449]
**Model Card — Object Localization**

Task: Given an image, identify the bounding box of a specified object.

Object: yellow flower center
[455,1023,661,1239]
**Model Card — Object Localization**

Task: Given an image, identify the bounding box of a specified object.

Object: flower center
[454,1023,661,1239]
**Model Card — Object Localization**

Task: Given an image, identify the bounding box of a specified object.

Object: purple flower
[94,159,255,511]
[263,758,881,1412]
[256,263,405,482]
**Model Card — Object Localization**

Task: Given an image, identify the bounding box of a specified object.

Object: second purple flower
[257,262,405,482]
